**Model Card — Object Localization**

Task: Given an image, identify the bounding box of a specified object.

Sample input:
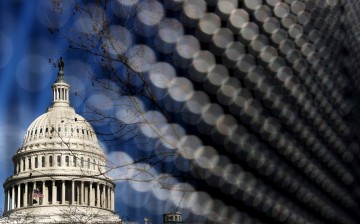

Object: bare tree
[1,206,125,224]
[58,205,123,224]
[3,1,237,222]
[47,0,188,188]
[39,0,202,222]
[0,209,38,224]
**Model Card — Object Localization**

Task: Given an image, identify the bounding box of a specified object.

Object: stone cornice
[2,204,121,223]
[12,147,107,161]
[4,174,116,189]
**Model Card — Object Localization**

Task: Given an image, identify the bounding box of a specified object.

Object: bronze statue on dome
[58,57,65,71]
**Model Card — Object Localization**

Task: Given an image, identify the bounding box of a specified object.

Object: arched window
[81,157,84,168]
[97,161,101,171]
[66,156,69,167]
[22,159,25,171]
[57,155,61,166]
[73,157,77,167]
[35,157,38,168]
[93,159,96,170]
[49,156,53,167]
[42,156,45,167]
[28,158,32,169]
[87,158,90,169]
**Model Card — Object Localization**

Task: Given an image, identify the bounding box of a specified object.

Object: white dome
[23,106,98,147]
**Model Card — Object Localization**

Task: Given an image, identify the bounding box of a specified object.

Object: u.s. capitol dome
[1,59,122,223]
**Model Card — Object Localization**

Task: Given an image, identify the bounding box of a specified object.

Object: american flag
[33,189,44,198]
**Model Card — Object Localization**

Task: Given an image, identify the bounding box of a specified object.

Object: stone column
[84,184,88,205]
[112,188,115,210]
[25,158,28,171]
[24,183,28,207]
[33,182,36,205]
[96,183,100,207]
[40,181,44,205]
[89,182,93,206]
[43,181,48,205]
[52,180,56,204]
[6,189,10,211]
[80,181,84,205]
[17,184,21,208]
[104,186,107,209]
[108,186,111,209]
[31,156,35,170]
[108,187,111,209]
[11,186,15,209]
[108,187,111,210]
[71,181,75,204]
[62,180,65,204]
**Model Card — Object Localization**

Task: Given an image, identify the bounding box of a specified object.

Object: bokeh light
[2,0,360,223]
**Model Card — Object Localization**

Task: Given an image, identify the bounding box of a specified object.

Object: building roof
[22,107,98,148]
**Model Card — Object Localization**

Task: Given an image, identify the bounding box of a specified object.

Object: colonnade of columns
[53,86,69,102]
[15,153,103,175]
[4,180,114,212]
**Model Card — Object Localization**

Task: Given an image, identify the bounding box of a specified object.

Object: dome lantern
[51,57,70,107]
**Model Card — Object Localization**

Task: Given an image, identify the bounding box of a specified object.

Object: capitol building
[0,60,123,223]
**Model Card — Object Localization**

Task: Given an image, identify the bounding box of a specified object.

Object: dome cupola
[51,57,70,108]
[20,58,99,151]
